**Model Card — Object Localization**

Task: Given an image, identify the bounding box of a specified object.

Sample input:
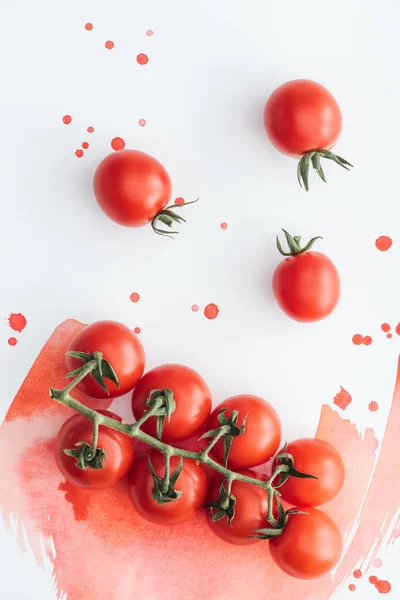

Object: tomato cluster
[54,321,345,580]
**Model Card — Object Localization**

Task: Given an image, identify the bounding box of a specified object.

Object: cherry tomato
[279,438,345,507]
[131,364,212,443]
[66,321,145,399]
[128,451,208,525]
[269,507,343,579]
[55,410,134,489]
[93,150,172,227]
[264,80,342,157]
[206,395,281,469]
[206,471,270,545]
[273,231,340,322]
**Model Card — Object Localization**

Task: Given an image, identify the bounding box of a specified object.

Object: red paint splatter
[381,323,391,333]
[352,334,363,345]
[138,119,146,127]
[111,137,125,151]
[375,580,391,593]
[8,337,17,346]
[369,401,379,412]
[191,304,199,312]
[175,197,185,205]
[220,222,228,230]
[137,53,149,65]
[85,23,93,31]
[353,569,362,579]
[333,386,352,410]
[87,126,94,133]
[369,575,378,584]
[130,293,140,303]
[396,323,400,336]
[204,303,219,320]
[82,142,89,149]
[387,333,393,339]
[75,149,84,158]
[376,236,392,252]
[372,558,383,568]
[7,313,27,333]
[134,327,141,334]
[349,584,356,592]
[62,115,72,125]
[146,30,153,36]
[363,336,373,346]
[105,41,114,50]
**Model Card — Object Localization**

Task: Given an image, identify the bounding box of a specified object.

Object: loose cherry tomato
[279,438,345,507]
[131,364,212,443]
[273,230,340,322]
[269,507,343,579]
[55,410,134,489]
[206,471,270,545]
[128,450,207,525]
[66,321,145,399]
[206,395,281,469]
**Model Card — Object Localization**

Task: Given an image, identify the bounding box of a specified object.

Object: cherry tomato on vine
[66,321,145,399]
[206,395,281,469]
[55,410,134,489]
[269,507,343,579]
[206,471,270,545]
[273,230,340,322]
[279,438,345,507]
[131,364,212,443]
[264,79,352,190]
[128,451,208,525]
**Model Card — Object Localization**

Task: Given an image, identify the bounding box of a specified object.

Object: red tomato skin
[279,438,345,507]
[131,364,212,443]
[93,150,172,227]
[206,395,281,469]
[128,451,208,525]
[206,471,269,545]
[269,507,343,579]
[55,410,134,489]
[66,321,145,399]
[273,251,340,322]
[264,80,342,157]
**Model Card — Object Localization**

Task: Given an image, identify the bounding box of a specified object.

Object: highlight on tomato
[131,363,212,442]
[93,149,197,238]
[55,410,135,489]
[264,79,353,190]
[273,230,340,322]
[269,507,343,579]
[66,320,145,399]
[128,450,208,525]
[206,394,281,469]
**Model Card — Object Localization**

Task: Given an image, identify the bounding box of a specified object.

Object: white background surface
[1,1,399,598]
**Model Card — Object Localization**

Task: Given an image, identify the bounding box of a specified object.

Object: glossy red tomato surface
[264,79,342,157]
[273,251,340,322]
[128,451,208,525]
[66,321,145,399]
[93,150,172,227]
[131,364,212,443]
[206,471,270,545]
[206,395,281,469]
[279,438,345,507]
[269,507,343,579]
[55,410,134,489]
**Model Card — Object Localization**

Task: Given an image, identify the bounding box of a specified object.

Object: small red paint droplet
[138,119,146,127]
[381,323,391,333]
[134,327,141,334]
[87,126,94,133]
[146,30,153,36]
[130,293,140,303]
[369,576,378,584]
[175,197,185,205]
[375,236,392,251]
[75,149,84,158]
[220,222,228,230]
[82,142,89,149]
[369,401,379,412]
[137,53,149,65]
[7,313,27,332]
[62,115,72,125]
[85,23,93,31]
[352,334,363,345]
[204,303,219,320]
[105,40,114,50]
[375,580,391,593]
[387,333,392,339]
[8,337,17,346]
[353,570,362,579]
[363,336,373,346]
[396,323,400,336]
[191,304,199,312]
[111,137,125,151]
[333,386,352,410]
[372,558,383,568]
[348,584,356,592]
